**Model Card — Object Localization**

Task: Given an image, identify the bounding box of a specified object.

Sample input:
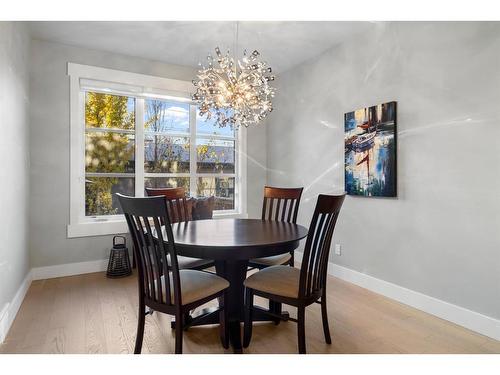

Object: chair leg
[174,312,183,354]
[134,300,145,354]
[269,300,282,325]
[320,290,332,344]
[243,288,254,348]
[297,306,306,354]
[289,251,294,266]
[183,311,191,331]
[219,293,229,349]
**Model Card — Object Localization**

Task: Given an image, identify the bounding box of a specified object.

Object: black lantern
[106,236,132,278]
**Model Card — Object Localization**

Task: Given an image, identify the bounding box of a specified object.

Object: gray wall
[267,22,500,319]
[246,123,267,219]
[0,23,31,315]
[29,39,266,267]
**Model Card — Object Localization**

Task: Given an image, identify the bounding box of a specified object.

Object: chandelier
[192,23,275,128]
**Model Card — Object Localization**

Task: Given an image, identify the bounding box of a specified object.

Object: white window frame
[67,63,247,238]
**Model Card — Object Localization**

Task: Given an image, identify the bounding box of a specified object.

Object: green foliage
[85,92,135,216]
[85,92,135,130]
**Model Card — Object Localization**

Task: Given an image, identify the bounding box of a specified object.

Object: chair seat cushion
[244,265,300,298]
[249,253,292,266]
[175,255,213,270]
[160,269,229,305]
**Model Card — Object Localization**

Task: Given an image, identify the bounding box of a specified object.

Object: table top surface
[169,218,308,249]
[159,219,307,260]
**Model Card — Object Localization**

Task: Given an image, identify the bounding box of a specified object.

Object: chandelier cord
[234,21,239,77]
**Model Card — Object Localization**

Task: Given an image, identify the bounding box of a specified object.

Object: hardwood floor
[1,270,499,354]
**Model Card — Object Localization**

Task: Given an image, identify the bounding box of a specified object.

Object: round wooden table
[169,218,308,353]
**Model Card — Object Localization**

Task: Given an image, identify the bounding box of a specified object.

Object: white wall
[267,22,500,320]
[29,39,266,268]
[0,22,31,338]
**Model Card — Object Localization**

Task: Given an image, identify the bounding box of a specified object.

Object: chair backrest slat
[145,187,190,224]
[261,186,303,224]
[280,199,288,221]
[274,198,281,221]
[153,216,171,304]
[143,218,162,302]
[299,194,345,299]
[287,200,294,222]
[306,212,326,293]
[117,193,182,307]
[317,212,339,290]
[134,216,154,300]
[267,198,274,220]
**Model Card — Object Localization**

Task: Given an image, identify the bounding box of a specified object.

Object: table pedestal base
[171,306,290,353]
[172,306,290,327]
[169,260,290,353]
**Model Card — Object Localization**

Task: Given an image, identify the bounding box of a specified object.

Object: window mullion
[135,98,145,197]
[189,105,197,197]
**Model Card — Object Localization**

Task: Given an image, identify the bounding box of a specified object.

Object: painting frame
[344,101,397,198]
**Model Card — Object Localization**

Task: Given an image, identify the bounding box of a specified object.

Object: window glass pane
[197,177,235,210]
[196,111,235,137]
[85,132,135,173]
[85,177,135,216]
[196,138,235,173]
[144,135,190,173]
[145,99,189,134]
[85,92,135,130]
[144,177,190,191]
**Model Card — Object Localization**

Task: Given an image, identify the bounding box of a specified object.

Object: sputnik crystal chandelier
[192,22,275,128]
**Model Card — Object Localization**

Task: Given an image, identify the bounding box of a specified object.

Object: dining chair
[145,187,214,271]
[248,186,304,269]
[243,193,346,354]
[117,193,230,354]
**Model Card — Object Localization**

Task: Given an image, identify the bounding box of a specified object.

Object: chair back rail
[299,194,345,299]
[261,186,303,223]
[145,187,189,223]
[117,194,182,307]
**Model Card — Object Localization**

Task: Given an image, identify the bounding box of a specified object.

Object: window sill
[67,212,249,238]
[67,220,129,238]
[213,211,249,219]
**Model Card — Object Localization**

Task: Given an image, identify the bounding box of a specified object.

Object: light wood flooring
[1,271,499,354]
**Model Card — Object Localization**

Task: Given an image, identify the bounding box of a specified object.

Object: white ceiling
[28,21,373,73]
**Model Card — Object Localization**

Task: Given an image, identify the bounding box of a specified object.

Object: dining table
[167,218,308,353]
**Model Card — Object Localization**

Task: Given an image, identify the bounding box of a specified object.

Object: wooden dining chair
[243,194,346,354]
[116,193,230,354]
[145,187,214,271]
[248,186,304,269]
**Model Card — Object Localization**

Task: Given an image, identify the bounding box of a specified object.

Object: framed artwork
[344,101,397,197]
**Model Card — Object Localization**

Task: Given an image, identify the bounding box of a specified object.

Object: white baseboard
[295,252,500,342]
[0,270,33,343]
[32,259,109,280]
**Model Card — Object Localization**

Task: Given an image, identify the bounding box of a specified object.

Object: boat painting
[352,131,376,149]
[344,101,397,197]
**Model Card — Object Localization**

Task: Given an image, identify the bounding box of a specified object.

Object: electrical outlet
[334,244,341,256]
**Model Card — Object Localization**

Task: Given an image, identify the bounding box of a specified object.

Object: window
[68,63,247,237]
[84,92,136,216]
[195,113,236,210]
